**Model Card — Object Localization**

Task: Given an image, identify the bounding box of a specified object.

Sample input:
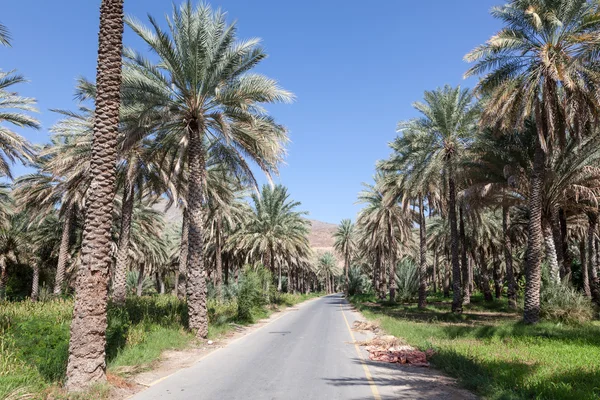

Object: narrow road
[132,294,474,400]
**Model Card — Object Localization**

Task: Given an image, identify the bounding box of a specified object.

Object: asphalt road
[132,294,475,400]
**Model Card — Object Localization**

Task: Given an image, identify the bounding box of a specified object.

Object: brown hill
[307,219,337,255]
[153,200,338,254]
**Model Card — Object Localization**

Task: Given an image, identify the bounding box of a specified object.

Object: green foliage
[348,266,371,296]
[237,268,267,322]
[126,270,156,296]
[540,282,595,325]
[0,295,192,397]
[395,258,419,302]
[352,295,600,400]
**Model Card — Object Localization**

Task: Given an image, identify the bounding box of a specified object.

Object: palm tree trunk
[493,251,502,299]
[372,250,379,295]
[379,248,387,299]
[186,121,208,339]
[136,264,145,296]
[550,206,564,279]
[31,264,40,302]
[593,239,600,305]
[112,181,135,305]
[523,139,545,324]
[224,256,229,286]
[215,215,223,299]
[54,205,73,296]
[388,224,397,302]
[459,206,470,305]
[580,239,591,297]
[479,247,493,302]
[418,194,427,308]
[503,204,517,309]
[0,260,6,300]
[177,208,189,299]
[559,209,571,281]
[344,250,349,297]
[448,170,462,313]
[432,248,438,294]
[277,259,282,292]
[587,214,599,303]
[158,272,165,294]
[65,0,124,391]
[542,220,560,285]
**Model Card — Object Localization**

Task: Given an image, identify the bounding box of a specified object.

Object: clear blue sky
[2,0,501,224]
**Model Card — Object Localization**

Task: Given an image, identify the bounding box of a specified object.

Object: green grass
[0,291,322,399]
[351,293,600,400]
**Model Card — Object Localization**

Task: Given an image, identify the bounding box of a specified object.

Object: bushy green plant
[540,282,595,324]
[236,268,264,322]
[395,258,419,302]
[126,270,156,296]
[348,266,372,296]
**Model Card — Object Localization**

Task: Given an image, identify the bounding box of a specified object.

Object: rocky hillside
[306,219,337,253]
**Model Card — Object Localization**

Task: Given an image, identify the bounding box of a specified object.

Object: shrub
[348,266,371,296]
[395,257,419,302]
[236,269,264,322]
[540,282,595,324]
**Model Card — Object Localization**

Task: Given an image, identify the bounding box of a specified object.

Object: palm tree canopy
[465,0,600,149]
[122,1,293,185]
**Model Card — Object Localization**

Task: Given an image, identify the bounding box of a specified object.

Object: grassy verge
[0,291,321,399]
[350,293,600,400]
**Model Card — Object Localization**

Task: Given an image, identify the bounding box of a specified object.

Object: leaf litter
[352,320,434,367]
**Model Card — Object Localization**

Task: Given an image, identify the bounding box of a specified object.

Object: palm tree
[228,185,310,292]
[333,219,355,296]
[465,0,600,323]
[0,23,11,47]
[356,173,413,302]
[379,129,445,308]
[395,86,478,312]
[65,0,124,391]
[317,252,339,294]
[0,70,39,179]
[123,2,292,338]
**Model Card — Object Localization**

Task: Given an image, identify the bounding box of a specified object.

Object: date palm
[65,0,124,391]
[228,184,310,292]
[395,86,478,311]
[123,2,291,338]
[0,23,10,46]
[333,219,355,297]
[0,70,39,179]
[356,172,413,302]
[465,0,600,323]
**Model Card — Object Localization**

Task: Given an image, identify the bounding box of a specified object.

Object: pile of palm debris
[353,321,434,367]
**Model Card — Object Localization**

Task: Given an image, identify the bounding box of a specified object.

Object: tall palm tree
[395,86,478,312]
[333,219,355,296]
[65,0,124,391]
[317,252,339,294]
[228,185,310,292]
[379,130,444,308]
[356,173,413,302]
[123,3,292,338]
[465,0,600,323]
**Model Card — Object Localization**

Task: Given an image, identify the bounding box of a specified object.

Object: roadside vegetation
[2,0,600,399]
[351,292,600,400]
[0,268,322,399]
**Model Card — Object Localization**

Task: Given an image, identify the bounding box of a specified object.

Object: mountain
[154,199,338,254]
[307,219,337,254]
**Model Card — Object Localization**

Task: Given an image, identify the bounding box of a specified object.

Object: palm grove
[346,0,600,330]
[0,2,345,392]
[2,0,600,394]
